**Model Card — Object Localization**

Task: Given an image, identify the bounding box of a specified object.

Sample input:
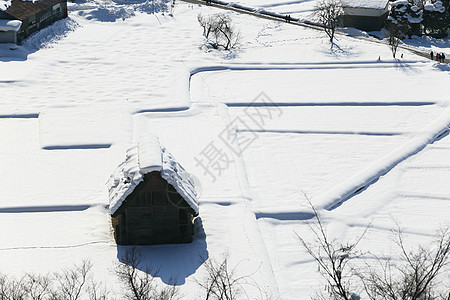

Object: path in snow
[188,57,450,297]
[189,64,450,211]
[181,0,450,64]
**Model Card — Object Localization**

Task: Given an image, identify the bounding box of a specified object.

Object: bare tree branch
[313,0,343,44]
[296,193,368,299]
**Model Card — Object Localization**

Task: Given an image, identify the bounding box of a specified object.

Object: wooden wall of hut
[112,171,194,245]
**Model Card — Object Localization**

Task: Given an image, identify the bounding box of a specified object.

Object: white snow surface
[0,19,21,31]
[107,137,199,215]
[343,0,388,10]
[1,1,450,299]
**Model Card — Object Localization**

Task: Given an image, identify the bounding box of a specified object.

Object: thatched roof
[107,137,199,215]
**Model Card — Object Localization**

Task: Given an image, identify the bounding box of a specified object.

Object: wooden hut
[107,137,199,245]
[341,0,389,31]
[0,0,68,44]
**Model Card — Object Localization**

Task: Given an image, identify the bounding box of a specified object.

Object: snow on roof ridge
[160,146,199,215]
[137,136,163,174]
[342,0,389,10]
[108,137,198,215]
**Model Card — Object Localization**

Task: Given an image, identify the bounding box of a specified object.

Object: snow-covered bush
[386,0,449,38]
[422,0,449,37]
[198,13,241,50]
[387,0,423,37]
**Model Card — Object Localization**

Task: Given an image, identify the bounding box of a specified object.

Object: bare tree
[358,225,450,300]
[115,246,179,300]
[87,280,111,300]
[197,254,241,300]
[198,14,216,39]
[51,260,92,300]
[0,274,27,300]
[386,22,408,58]
[296,195,368,300]
[198,13,241,50]
[313,0,344,44]
[23,274,53,300]
[196,253,272,300]
[0,260,104,300]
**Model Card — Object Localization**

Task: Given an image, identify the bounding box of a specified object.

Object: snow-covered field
[1,0,449,298]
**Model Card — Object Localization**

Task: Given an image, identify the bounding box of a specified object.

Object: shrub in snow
[0,260,109,299]
[297,194,450,300]
[197,13,241,51]
[357,226,450,300]
[0,254,179,300]
[195,253,271,300]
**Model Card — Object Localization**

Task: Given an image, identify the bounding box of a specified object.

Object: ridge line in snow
[314,107,450,210]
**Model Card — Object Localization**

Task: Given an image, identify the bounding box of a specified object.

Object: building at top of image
[0,0,68,44]
[341,0,390,31]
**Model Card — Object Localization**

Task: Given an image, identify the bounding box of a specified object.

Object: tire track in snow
[0,240,113,251]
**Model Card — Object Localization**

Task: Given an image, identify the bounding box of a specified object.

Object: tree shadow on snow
[116,217,208,285]
[394,59,422,75]
[0,18,79,62]
[319,39,362,60]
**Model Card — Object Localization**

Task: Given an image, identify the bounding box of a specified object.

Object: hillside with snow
[0,0,449,298]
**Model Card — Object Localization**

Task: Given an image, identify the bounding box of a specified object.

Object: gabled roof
[107,137,199,215]
[1,0,65,20]
[342,0,389,10]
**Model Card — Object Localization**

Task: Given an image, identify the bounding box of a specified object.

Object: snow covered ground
[1,0,449,298]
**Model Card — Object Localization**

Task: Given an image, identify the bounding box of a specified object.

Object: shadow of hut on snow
[116,217,208,285]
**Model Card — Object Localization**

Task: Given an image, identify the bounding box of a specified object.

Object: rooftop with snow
[0,19,21,31]
[107,137,199,215]
[342,0,389,10]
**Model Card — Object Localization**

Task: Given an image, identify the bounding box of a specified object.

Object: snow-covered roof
[0,0,11,11]
[343,0,389,10]
[107,137,199,215]
[0,19,21,31]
